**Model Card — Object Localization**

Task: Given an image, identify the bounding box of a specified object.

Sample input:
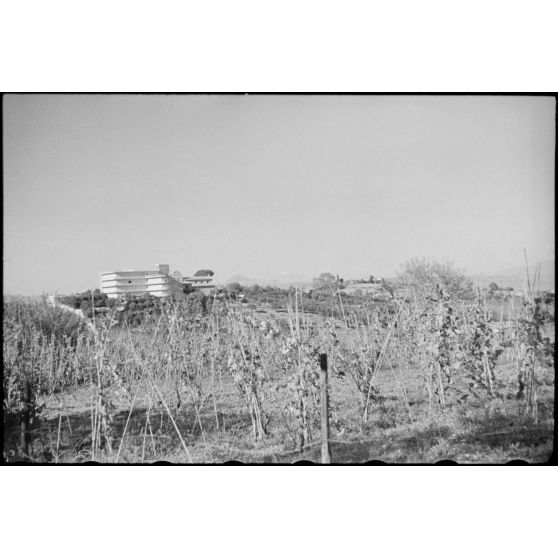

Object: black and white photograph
[2,3,557,558]
[3,93,555,464]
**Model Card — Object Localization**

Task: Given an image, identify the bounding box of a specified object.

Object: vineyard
[2,286,555,463]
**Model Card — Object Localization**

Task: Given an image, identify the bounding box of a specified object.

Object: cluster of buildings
[100,264,215,299]
[342,278,387,297]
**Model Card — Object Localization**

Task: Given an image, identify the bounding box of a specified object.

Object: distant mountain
[226,274,285,288]
[225,274,257,285]
[272,272,314,284]
[225,274,313,289]
[470,259,555,292]
[283,281,314,289]
[225,260,555,293]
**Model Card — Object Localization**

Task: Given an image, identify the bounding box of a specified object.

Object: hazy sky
[3,94,555,295]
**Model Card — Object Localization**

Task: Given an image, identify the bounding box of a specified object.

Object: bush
[183,291,207,315]
[397,258,475,300]
[3,297,86,344]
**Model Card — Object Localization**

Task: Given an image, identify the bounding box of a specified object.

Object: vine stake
[320,353,331,464]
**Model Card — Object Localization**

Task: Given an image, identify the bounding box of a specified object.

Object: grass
[4,358,553,464]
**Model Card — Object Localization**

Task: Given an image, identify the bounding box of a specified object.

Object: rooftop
[100,270,165,276]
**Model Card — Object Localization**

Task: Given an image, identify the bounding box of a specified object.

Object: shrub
[462,292,503,398]
[397,258,475,300]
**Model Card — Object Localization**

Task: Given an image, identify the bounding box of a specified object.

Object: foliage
[227,323,269,441]
[407,286,463,409]
[329,319,382,422]
[3,316,46,454]
[227,282,243,292]
[380,279,395,296]
[279,323,323,450]
[5,297,86,344]
[512,296,555,418]
[59,290,111,310]
[183,282,195,295]
[226,283,244,300]
[462,291,503,397]
[313,272,342,291]
[182,291,208,316]
[2,280,554,462]
[488,282,499,294]
[397,258,475,300]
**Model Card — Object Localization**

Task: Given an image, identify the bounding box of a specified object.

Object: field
[2,289,555,464]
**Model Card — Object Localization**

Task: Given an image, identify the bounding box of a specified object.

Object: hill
[470,259,555,292]
[226,274,285,288]
[225,274,313,290]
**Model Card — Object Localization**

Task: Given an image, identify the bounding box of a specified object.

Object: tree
[184,290,207,314]
[397,258,475,300]
[313,272,336,290]
[249,284,263,295]
[227,282,243,294]
[488,282,499,294]
[183,283,195,295]
[194,269,214,277]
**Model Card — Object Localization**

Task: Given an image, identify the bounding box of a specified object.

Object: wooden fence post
[320,353,331,464]
[19,380,32,458]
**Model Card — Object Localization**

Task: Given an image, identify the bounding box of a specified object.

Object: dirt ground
[4,356,554,464]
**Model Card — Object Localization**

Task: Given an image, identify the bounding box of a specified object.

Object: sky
[3,94,555,295]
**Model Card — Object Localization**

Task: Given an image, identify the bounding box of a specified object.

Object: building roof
[184,276,214,281]
[100,270,166,277]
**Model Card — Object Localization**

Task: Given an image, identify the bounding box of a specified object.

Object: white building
[100,264,184,299]
[182,275,216,294]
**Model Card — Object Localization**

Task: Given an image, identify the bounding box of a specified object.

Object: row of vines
[3,288,555,461]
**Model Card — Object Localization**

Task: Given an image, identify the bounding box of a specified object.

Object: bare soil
[4,358,553,464]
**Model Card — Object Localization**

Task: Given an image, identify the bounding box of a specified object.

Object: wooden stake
[19,380,32,458]
[320,353,331,464]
